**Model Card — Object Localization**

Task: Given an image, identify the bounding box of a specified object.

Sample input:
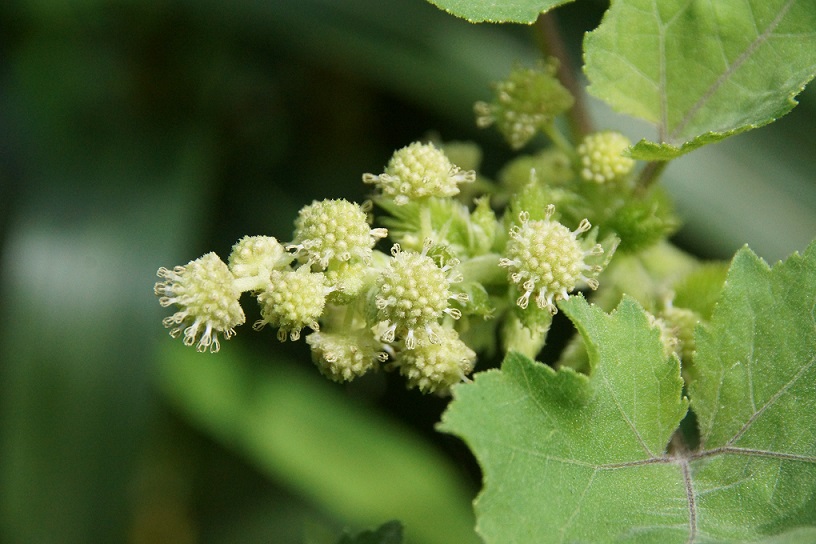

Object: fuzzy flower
[474,61,574,149]
[362,142,475,206]
[393,323,476,395]
[577,130,635,184]
[154,252,245,352]
[254,266,331,341]
[500,206,603,313]
[290,199,387,268]
[306,329,388,383]
[375,241,467,349]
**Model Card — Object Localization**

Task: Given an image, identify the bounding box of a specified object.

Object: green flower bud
[306,329,388,383]
[474,61,574,149]
[500,206,603,313]
[154,252,245,353]
[291,199,387,269]
[577,130,635,184]
[394,323,476,395]
[606,189,679,254]
[254,266,330,341]
[375,241,467,349]
[362,142,475,206]
[498,148,575,193]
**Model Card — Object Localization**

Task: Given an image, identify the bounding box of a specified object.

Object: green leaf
[440,240,816,543]
[424,0,572,24]
[584,0,816,160]
[689,242,816,537]
[440,295,690,543]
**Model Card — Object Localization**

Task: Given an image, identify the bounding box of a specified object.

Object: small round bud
[363,142,475,206]
[254,267,329,341]
[228,235,288,279]
[306,330,388,382]
[375,242,464,348]
[500,207,602,313]
[394,324,476,395]
[577,130,635,184]
[291,199,386,268]
[475,61,574,149]
[154,252,245,352]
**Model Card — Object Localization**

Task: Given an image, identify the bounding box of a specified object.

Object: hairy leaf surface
[440,241,816,543]
[424,0,572,24]
[584,0,816,159]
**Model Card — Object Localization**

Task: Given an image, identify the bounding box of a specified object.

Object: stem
[542,123,576,159]
[419,205,433,240]
[234,274,270,293]
[636,160,670,192]
[535,11,593,141]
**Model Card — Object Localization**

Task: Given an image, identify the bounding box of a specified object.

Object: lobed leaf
[440,295,690,543]
[424,0,573,24]
[584,0,816,160]
[441,240,816,542]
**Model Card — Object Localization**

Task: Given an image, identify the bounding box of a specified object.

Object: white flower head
[154,252,245,352]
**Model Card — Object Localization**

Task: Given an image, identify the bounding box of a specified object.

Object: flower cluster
[474,61,574,149]
[155,162,479,394]
[363,141,475,205]
[155,63,636,394]
[500,206,604,313]
[577,130,635,184]
[154,253,245,353]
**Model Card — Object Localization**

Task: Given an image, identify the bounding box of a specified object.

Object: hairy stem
[636,160,670,191]
[535,11,593,141]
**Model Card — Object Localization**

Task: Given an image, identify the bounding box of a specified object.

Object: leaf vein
[728,354,816,445]
[601,368,655,457]
[668,0,797,141]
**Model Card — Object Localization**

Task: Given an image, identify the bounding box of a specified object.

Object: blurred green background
[1,1,814,543]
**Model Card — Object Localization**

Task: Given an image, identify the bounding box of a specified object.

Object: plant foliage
[440,242,816,543]
[424,0,572,24]
[584,0,816,159]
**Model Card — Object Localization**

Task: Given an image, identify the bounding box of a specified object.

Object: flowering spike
[363,142,474,205]
[154,252,245,353]
[577,130,635,184]
[290,199,386,269]
[500,209,604,314]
